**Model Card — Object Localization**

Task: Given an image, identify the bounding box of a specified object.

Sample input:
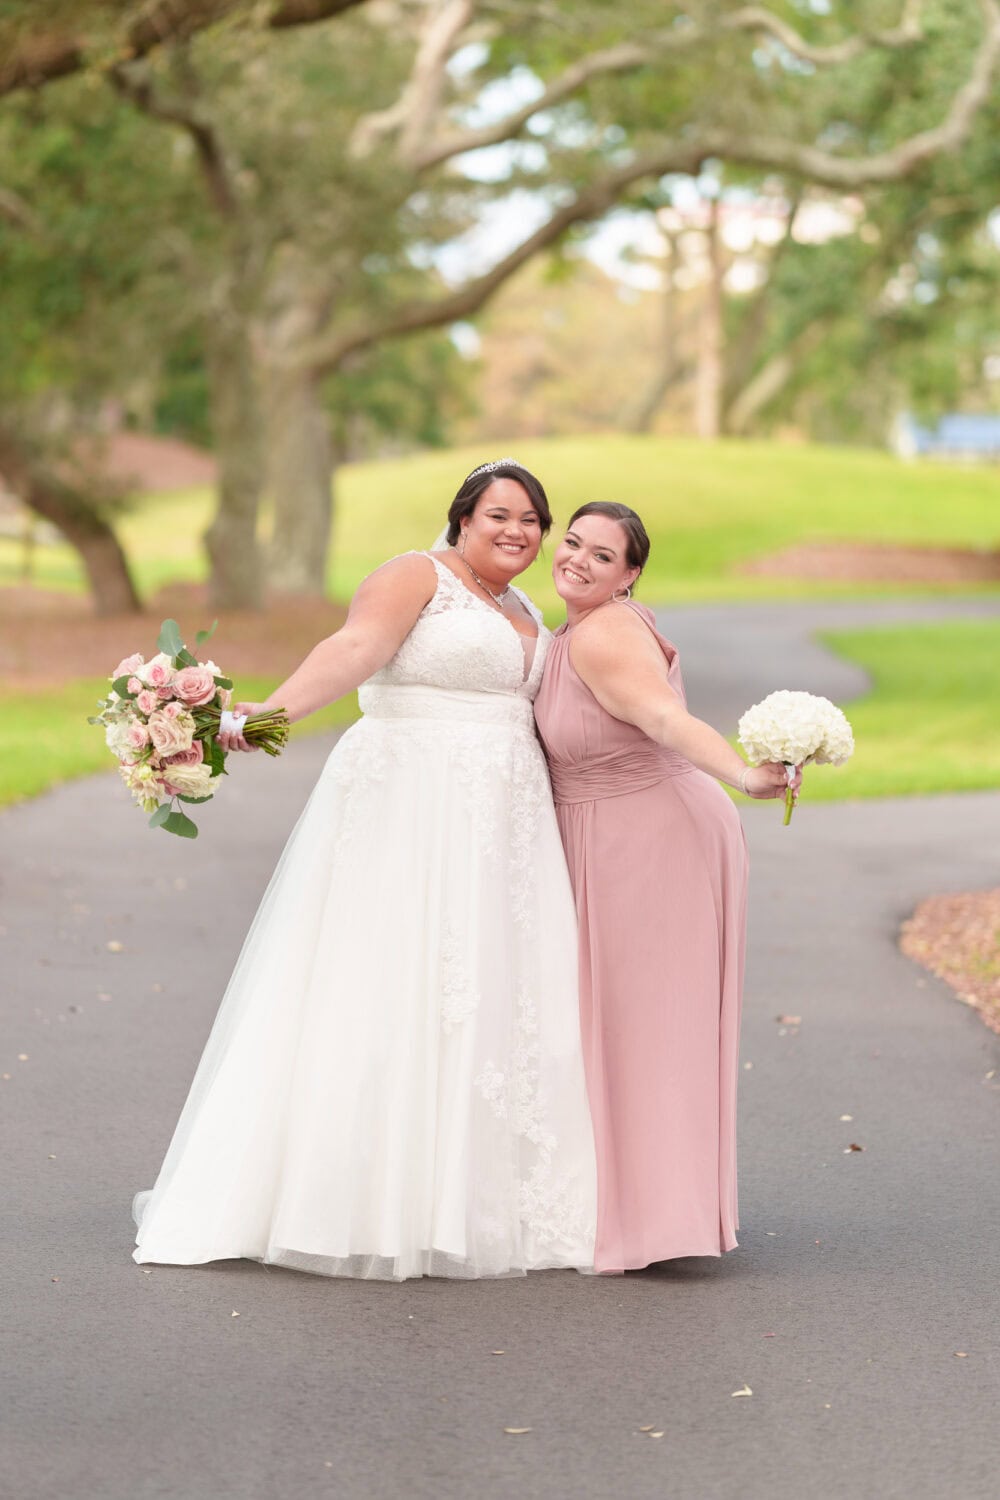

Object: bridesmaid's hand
[745,762,802,800]
[218,701,265,754]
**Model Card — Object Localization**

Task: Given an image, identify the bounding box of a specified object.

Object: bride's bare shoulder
[350,552,438,615]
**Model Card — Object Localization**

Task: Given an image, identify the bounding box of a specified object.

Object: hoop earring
[611,584,632,602]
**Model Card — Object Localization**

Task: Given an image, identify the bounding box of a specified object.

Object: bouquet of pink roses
[90,619,289,838]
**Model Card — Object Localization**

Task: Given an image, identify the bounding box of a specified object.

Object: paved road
[657,594,1000,731]
[3,600,999,1500]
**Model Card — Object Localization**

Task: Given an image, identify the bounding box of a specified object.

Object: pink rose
[163,740,204,767]
[161,700,182,719]
[147,707,195,757]
[127,675,143,695]
[137,654,175,691]
[113,652,144,680]
[136,689,158,716]
[126,722,150,751]
[173,665,218,708]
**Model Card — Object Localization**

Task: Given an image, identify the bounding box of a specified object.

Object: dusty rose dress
[533,602,749,1272]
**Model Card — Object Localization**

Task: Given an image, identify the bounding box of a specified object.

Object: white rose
[105,718,135,758]
[163,762,215,800]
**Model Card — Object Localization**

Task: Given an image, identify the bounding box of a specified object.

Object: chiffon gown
[533,601,749,1274]
[133,553,598,1280]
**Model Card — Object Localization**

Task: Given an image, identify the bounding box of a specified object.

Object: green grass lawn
[800,618,1000,801]
[2,434,999,610]
[3,618,998,811]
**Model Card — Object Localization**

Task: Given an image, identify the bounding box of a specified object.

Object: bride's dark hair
[567,501,650,578]
[446,461,552,545]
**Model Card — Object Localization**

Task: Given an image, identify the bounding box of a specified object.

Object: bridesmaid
[533,502,799,1273]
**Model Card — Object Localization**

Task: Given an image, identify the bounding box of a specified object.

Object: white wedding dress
[133,553,598,1279]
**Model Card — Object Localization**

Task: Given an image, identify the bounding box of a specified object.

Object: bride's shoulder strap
[511,584,543,627]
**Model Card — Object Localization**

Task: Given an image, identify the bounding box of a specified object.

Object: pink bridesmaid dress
[533,602,749,1272]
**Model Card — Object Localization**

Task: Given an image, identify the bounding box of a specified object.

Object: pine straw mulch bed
[740,542,1000,584]
[900,889,1000,1036]
[0,583,347,686]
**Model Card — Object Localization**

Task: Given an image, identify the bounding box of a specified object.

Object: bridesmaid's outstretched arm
[569,607,798,801]
[220,554,436,750]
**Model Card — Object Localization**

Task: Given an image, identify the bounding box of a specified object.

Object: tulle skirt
[133,685,597,1280]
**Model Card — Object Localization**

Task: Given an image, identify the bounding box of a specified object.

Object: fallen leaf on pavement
[954,1352,968,1358]
[776,1015,801,1025]
[638,1425,655,1432]
[18,1054,28,1061]
[503,1428,532,1435]
[231,1310,240,1318]
[839,1114,853,1122]
[106,941,124,953]
[490,1350,505,1356]
[844,1143,865,1152]
[649,1431,665,1439]
[731,1384,752,1398]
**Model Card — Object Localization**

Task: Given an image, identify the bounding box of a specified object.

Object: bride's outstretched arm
[569,609,801,801]
[220,555,436,749]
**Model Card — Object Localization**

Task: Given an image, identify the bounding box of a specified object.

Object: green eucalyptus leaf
[213,676,233,690]
[148,803,172,829]
[195,621,218,647]
[157,619,184,658]
[111,675,138,698]
[162,809,199,838]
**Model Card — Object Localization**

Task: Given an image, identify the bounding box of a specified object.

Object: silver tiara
[466,456,523,480]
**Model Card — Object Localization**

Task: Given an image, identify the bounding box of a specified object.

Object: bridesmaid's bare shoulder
[570,603,666,680]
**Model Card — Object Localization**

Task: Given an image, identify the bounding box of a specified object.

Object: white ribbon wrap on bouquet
[220,710,248,737]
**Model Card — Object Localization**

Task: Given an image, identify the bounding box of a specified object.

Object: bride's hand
[745,762,802,800]
[218,701,265,754]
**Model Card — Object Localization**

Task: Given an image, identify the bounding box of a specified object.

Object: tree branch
[350,0,475,163]
[298,0,1000,378]
[109,58,239,219]
[407,1,928,171]
[0,0,375,98]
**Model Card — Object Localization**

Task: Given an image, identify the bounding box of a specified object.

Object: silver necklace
[460,555,510,610]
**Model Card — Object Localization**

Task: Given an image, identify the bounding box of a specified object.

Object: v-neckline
[426,553,541,687]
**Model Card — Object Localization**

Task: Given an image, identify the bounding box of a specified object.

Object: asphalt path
[3,599,999,1500]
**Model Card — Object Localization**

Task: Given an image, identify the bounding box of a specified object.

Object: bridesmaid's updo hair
[567,502,650,578]
[445,459,552,546]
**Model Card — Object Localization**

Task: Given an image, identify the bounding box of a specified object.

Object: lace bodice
[363,552,549,701]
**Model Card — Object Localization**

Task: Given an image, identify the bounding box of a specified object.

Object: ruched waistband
[359,682,535,729]
[548,745,693,804]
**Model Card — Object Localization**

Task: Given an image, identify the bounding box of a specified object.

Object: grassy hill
[2,434,998,610]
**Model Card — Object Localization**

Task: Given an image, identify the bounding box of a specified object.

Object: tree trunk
[725,320,830,435]
[265,361,334,596]
[694,198,724,440]
[0,425,141,615]
[203,313,265,609]
[623,232,689,433]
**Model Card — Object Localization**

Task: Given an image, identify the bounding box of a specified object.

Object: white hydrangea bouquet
[90,619,289,838]
[738,690,854,825]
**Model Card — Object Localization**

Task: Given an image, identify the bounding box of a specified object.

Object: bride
[133,459,597,1280]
